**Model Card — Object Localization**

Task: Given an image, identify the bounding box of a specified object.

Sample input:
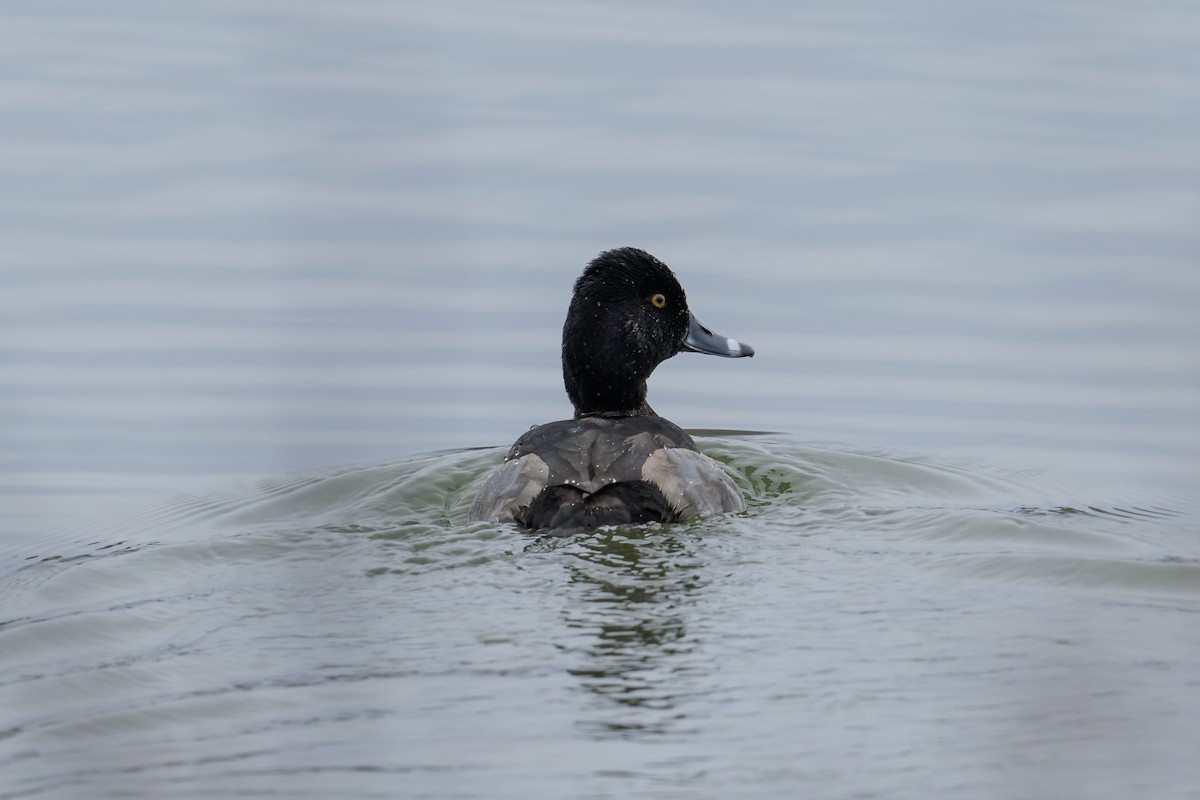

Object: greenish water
[4,438,1198,798]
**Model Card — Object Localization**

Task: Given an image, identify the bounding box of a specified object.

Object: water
[3,1,1200,798]
[5,442,1199,798]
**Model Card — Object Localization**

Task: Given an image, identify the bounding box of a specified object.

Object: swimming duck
[469,247,754,532]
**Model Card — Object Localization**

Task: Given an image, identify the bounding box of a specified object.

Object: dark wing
[469,415,743,526]
[509,416,696,492]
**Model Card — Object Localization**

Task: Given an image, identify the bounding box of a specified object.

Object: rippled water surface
[3,1,1200,798]
[4,441,1200,798]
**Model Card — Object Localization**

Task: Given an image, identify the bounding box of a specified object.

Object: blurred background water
[2,1,1199,798]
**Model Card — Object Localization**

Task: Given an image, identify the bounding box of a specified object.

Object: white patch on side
[726,338,742,356]
[641,448,744,521]
[469,454,549,523]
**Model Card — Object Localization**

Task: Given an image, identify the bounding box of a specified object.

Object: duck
[469,247,754,533]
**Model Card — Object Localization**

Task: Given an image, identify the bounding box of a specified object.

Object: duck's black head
[562,247,753,418]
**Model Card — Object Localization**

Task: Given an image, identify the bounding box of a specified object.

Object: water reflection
[546,528,709,739]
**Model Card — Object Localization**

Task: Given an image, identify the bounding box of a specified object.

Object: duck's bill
[683,313,754,358]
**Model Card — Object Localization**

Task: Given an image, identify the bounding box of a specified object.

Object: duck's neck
[565,368,655,418]
[562,336,657,418]
[573,400,656,419]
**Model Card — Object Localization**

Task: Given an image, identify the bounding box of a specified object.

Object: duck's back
[469,415,744,532]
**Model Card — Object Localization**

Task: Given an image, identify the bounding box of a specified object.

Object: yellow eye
[650,293,667,309]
